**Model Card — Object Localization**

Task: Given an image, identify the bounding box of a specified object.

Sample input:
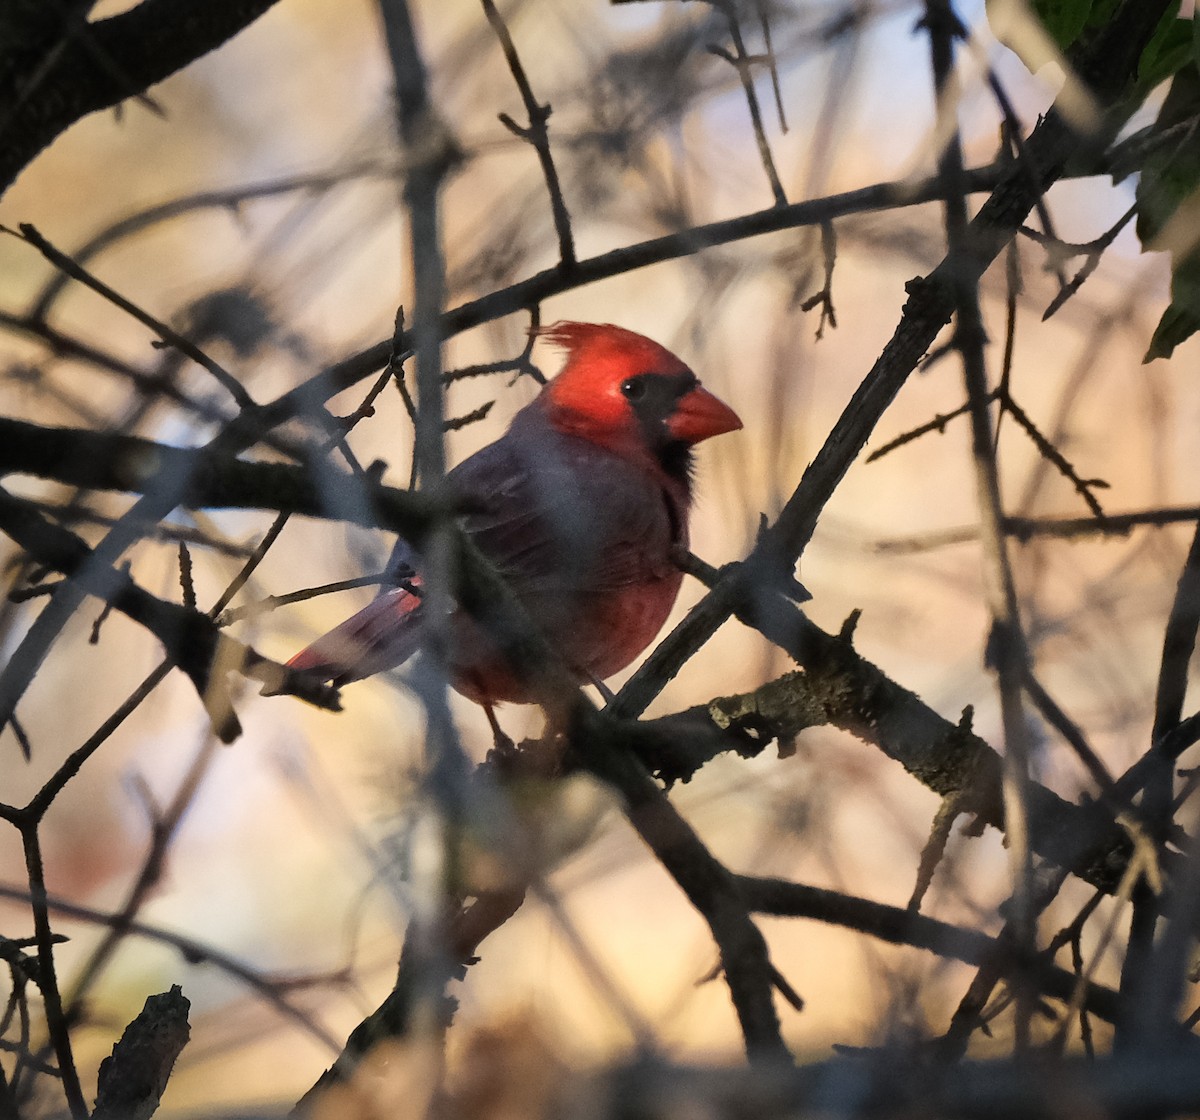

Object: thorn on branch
[10,713,32,762]
[497,111,531,140]
[837,609,861,644]
[89,561,130,644]
[768,963,804,1011]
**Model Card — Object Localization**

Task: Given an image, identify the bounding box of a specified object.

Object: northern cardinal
[288,322,741,712]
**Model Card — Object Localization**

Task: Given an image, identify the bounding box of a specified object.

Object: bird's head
[537,322,741,479]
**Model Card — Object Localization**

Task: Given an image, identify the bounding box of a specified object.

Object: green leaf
[1138,12,1194,92]
[1084,0,1121,29]
[1030,0,1094,49]
[1135,64,1200,243]
[1136,143,1200,244]
[1144,253,1200,362]
[1135,63,1200,362]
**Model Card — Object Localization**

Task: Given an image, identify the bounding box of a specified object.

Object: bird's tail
[287,584,423,684]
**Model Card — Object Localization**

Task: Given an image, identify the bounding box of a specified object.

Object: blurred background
[0,0,1191,1112]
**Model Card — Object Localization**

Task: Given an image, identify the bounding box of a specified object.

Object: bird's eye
[621,378,647,400]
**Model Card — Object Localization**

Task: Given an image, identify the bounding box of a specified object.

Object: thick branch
[0,0,283,197]
[0,416,444,536]
[93,987,190,1120]
[637,615,1137,901]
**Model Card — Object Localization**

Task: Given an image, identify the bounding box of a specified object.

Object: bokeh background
[0,0,1193,1111]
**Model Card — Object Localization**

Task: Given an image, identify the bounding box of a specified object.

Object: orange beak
[666,385,743,445]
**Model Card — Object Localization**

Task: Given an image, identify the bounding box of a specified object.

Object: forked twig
[482,0,577,266]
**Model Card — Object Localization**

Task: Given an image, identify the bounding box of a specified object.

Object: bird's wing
[289,413,680,684]
[450,419,680,596]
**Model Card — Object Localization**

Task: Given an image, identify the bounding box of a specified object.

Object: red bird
[288,322,741,711]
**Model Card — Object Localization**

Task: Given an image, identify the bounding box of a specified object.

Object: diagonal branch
[0,486,339,741]
[609,0,1174,723]
[630,558,1156,907]
[0,0,285,198]
[7,222,255,409]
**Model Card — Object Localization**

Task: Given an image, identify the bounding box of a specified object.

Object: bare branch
[482,0,576,266]
[92,987,190,1120]
[6,224,254,408]
[0,0,285,198]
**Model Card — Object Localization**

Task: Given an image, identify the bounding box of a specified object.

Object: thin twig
[706,0,787,206]
[1019,202,1139,320]
[482,0,576,266]
[216,574,386,627]
[798,222,838,338]
[867,394,992,463]
[0,882,341,1053]
[5,224,255,410]
[873,506,1200,553]
[16,828,87,1119]
[738,874,1121,1024]
[753,0,788,133]
[999,394,1108,518]
[27,160,404,320]
[993,234,1021,452]
[63,731,224,1018]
